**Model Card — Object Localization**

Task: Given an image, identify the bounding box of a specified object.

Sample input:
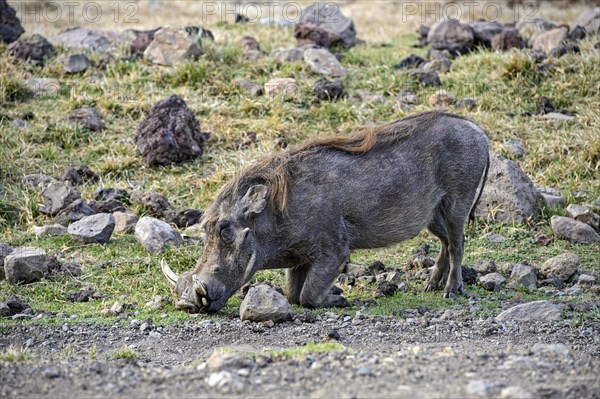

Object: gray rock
[421,58,452,74]
[23,174,57,189]
[10,119,27,130]
[532,343,570,356]
[491,28,524,51]
[0,243,14,280]
[264,78,298,97]
[482,232,506,244]
[345,263,369,277]
[0,302,10,317]
[51,28,118,52]
[239,284,293,322]
[542,193,566,208]
[164,209,203,228]
[207,370,244,393]
[509,264,537,290]
[428,19,474,55]
[6,294,29,314]
[94,187,130,202]
[496,300,562,321]
[516,18,556,40]
[144,27,201,66]
[241,35,265,61]
[575,8,600,36]
[304,48,347,77]
[88,199,125,214]
[542,112,574,122]
[468,20,504,48]
[456,97,478,110]
[233,78,263,97]
[541,253,580,281]
[394,54,426,69]
[478,272,506,291]
[31,224,68,238]
[207,351,254,370]
[298,3,357,48]
[407,70,441,87]
[4,247,49,284]
[0,0,24,43]
[6,34,55,66]
[113,212,139,234]
[130,190,171,216]
[134,216,183,253]
[578,274,596,285]
[54,199,95,226]
[396,91,420,105]
[313,78,344,100]
[356,90,385,104]
[551,216,600,243]
[503,140,526,158]
[475,152,543,223]
[566,204,600,231]
[428,89,455,106]
[531,26,569,51]
[135,95,207,167]
[62,53,92,74]
[500,386,534,399]
[61,164,99,185]
[68,213,115,244]
[24,78,61,96]
[40,182,82,216]
[68,108,105,132]
[472,260,497,275]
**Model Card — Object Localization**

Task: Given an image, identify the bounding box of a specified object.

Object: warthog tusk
[201,297,208,307]
[160,259,179,285]
[193,274,207,296]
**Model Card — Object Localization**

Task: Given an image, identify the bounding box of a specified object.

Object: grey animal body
[161,111,490,313]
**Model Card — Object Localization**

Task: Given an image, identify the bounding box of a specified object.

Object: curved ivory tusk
[160,258,179,285]
[193,274,207,296]
[201,297,209,307]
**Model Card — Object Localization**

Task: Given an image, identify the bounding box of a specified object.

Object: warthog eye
[218,221,235,245]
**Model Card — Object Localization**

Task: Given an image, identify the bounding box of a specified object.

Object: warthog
[161,111,489,313]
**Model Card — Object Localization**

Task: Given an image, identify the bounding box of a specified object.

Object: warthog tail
[469,150,490,224]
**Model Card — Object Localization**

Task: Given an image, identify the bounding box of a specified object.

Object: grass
[110,346,139,360]
[0,346,34,363]
[0,3,599,330]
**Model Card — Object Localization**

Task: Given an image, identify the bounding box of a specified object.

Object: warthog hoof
[424,283,437,293]
[323,294,350,308]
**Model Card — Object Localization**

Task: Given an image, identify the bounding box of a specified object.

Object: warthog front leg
[298,245,349,309]
[425,210,451,292]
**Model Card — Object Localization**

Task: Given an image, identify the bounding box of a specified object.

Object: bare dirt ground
[2,308,599,398]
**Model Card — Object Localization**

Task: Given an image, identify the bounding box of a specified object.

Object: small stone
[551,216,600,243]
[397,91,420,105]
[144,27,202,66]
[531,26,569,51]
[345,263,369,277]
[407,70,441,87]
[31,224,68,238]
[394,54,426,69]
[541,253,580,281]
[483,233,506,245]
[472,260,497,274]
[428,19,474,55]
[68,107,105,131]
[550,42,580,58]
[6,295,30,314]
[164,209,203,229]
[40,182,82,216]
[428,90,456,106]
[130,191,171,216]
[479,272,506,291]
[62,53,92,73]
[501,386,533,399]
[271,47,305,63]
[67,289,94,302]
[421,58,452,74]
[355,90,385,104]
[297,3,357,48]
[491,29,524,51]
[23,77,61,96]
[503,140,526,158]
[110,301,123,314]
[134,216,183,254]
[542,112,574,122]
[356,366,373,377]
[509,264,537,290]
[10,119,27,130]
[304,48,347,77]
[264,78,298,98]
[0,243,14,279]
[113,212,138,234]
[207,370,244,393]
[566,204,600,231]
[466,380,500,397]
[0,303,10,317]
[68,214,116,244]
[88,199,126,214]
[239,284,293,322]
[50,28,114,52]
[577,274,595,285]
[54,199,95,226]
[94,187,130,203]
[542,194,566,208]
[61,163,100,184]
[532,343,570,356]
[455,97,477,110]
[496,300,562,321]
[313,78,344,100]
[4,247,49,284]
[207,352,253,371]
[233,78,263,97]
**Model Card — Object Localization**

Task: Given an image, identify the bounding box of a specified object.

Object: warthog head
[161,184,269,313]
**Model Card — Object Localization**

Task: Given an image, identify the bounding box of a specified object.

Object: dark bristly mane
[204,111,458,222]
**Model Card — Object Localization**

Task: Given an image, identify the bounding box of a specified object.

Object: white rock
[134,217,183,253]
[304,48,347,77]
[239,284,293,322]
[496,300,562,321]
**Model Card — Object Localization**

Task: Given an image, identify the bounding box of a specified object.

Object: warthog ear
[242,184,268,216]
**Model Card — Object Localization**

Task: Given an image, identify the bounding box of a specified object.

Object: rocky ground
[2,308,599,399]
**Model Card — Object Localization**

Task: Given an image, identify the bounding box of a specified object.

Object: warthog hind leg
[425,209,450,292]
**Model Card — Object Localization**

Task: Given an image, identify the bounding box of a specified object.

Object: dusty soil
[1,309,599,398]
